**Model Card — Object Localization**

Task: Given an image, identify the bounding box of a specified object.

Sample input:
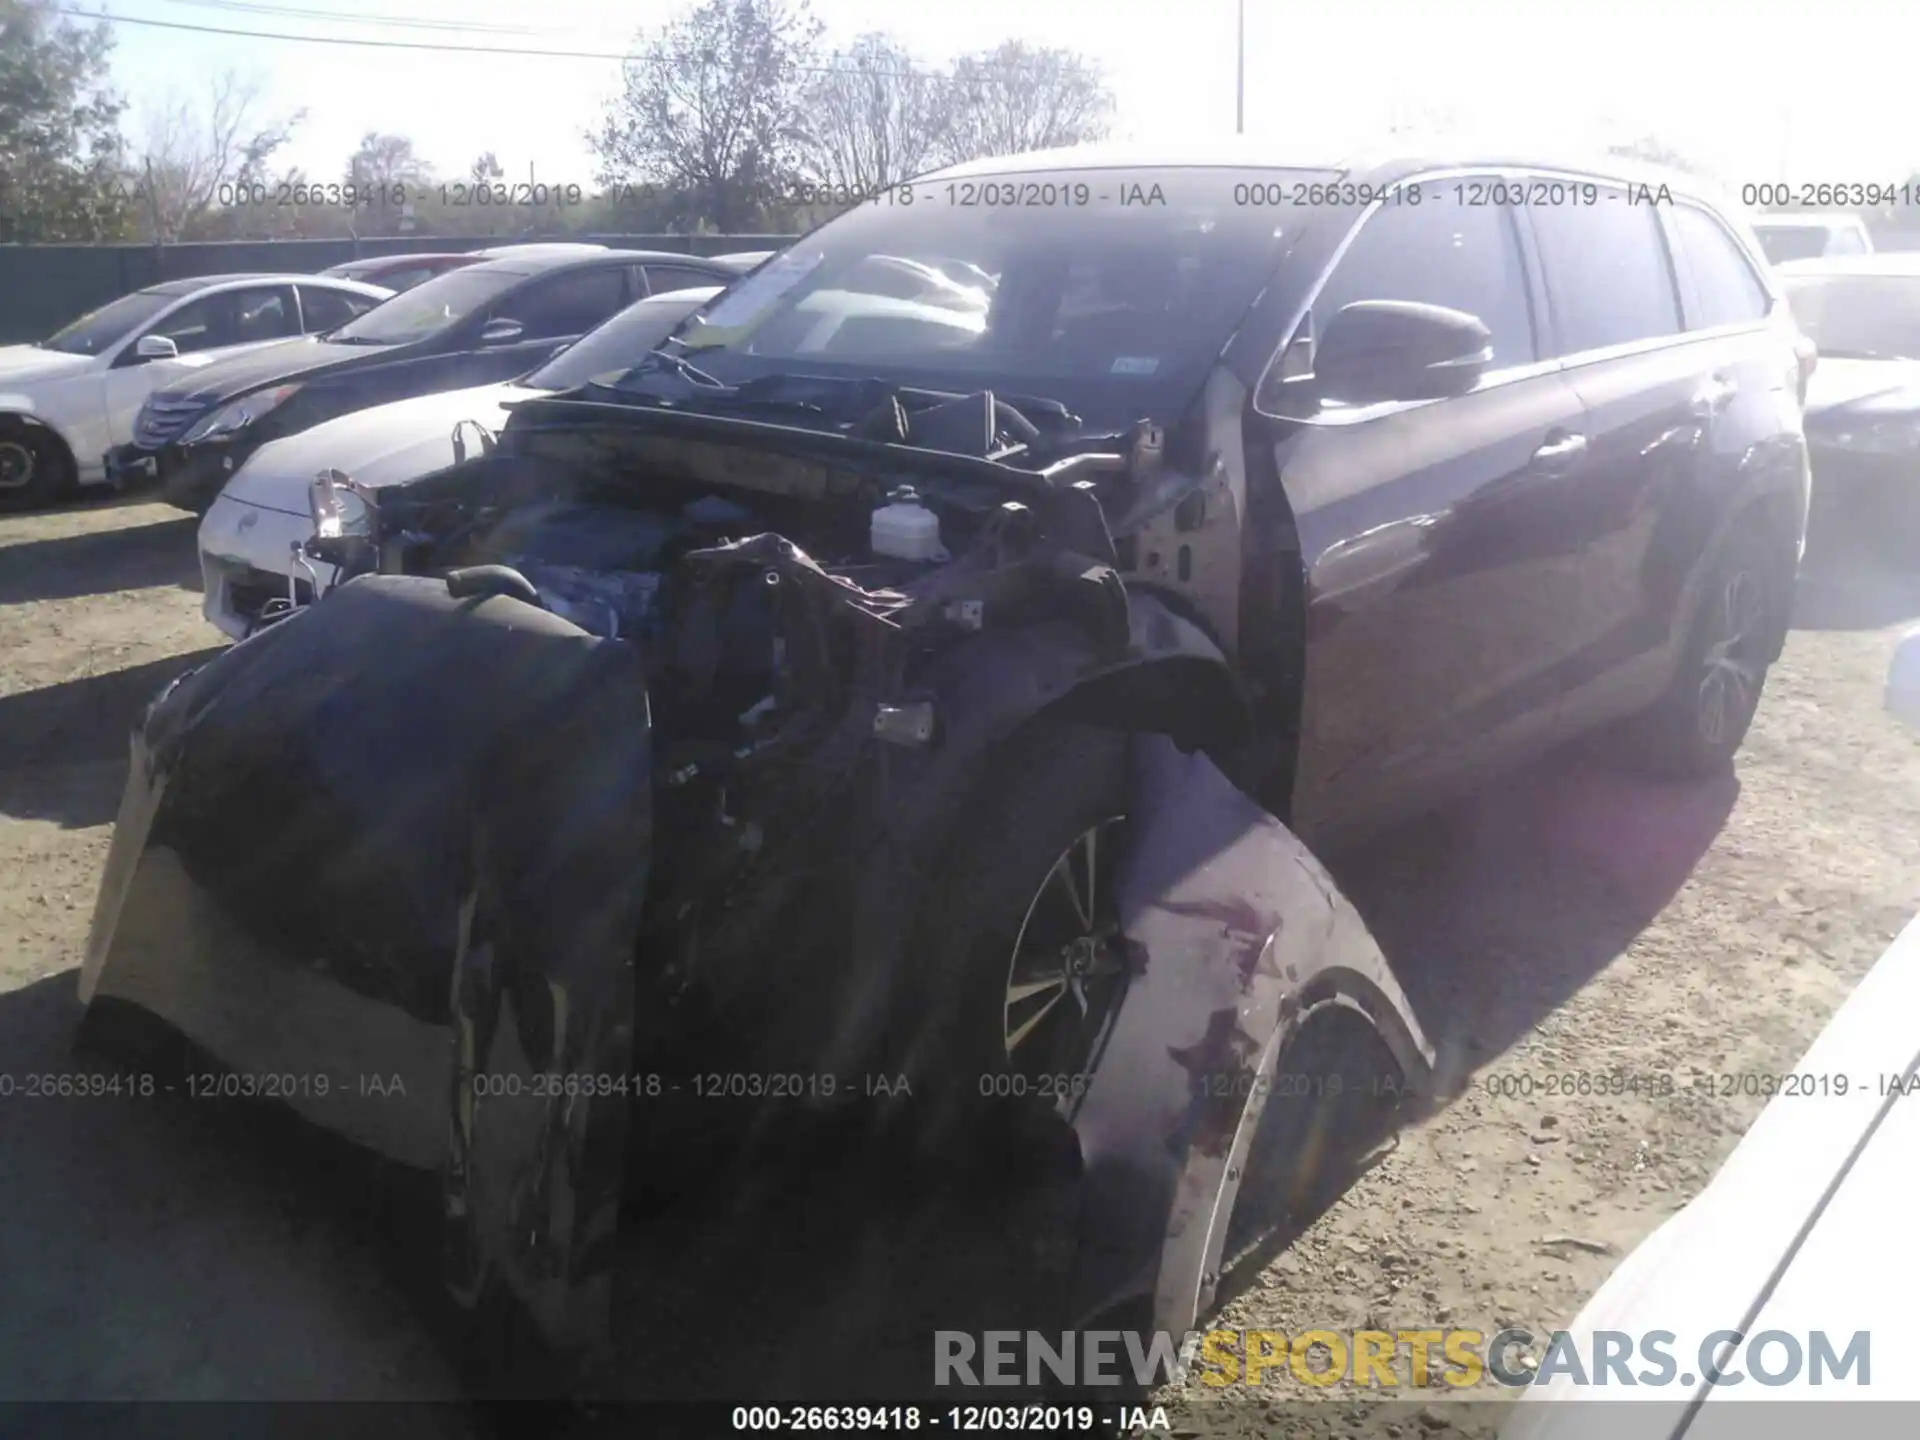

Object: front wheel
[1618,517,1787,777]
[0,420,75,512]
[899,721,1134,1142]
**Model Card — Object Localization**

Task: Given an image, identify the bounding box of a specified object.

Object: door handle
[1530,431,1587,473]
[1690,375,1736,418]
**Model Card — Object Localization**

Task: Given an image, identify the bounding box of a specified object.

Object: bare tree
[937,41,1112,166]
[131,70,302,242]
[345,130,433,233]
[591,0,823,232]
[1607,134,1712,178]
[470,150,504,183]
[802,33,951,193]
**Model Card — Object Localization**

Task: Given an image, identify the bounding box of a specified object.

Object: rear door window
[490,266,632,340]
[145,284,299,354]
[1305,180,1539,369]
[1530,191,1682,355]
[375,265,441,292]
[297,285,381,334]
[1668,205,1771,330]
[643,263,723,296]
[1829,225,1871,256]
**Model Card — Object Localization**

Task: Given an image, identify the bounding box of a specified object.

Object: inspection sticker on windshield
[1111,356,1160,375]
[698,248,825,331]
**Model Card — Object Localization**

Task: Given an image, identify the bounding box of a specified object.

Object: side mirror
[1314,300,1492,407]
[479,318,525,347]
[1886,628,1920,730]
[134,334,179,361]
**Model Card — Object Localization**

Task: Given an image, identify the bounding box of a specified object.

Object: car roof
[455,251,635,280]
[612,249,737,267]
[330,252,474,267]
[142,272,389,296]
[471,242,610,259]
[460,247,736,281]
[919,135,1724,202]
[1777,253,1920,278]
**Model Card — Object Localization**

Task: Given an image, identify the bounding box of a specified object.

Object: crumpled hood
[1803,356,1920,421]
[0,344,92,385]
[220,382,540,514]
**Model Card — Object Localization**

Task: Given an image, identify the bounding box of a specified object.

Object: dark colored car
[115,248,752,511]
[318,251,481,292]
[1780,253,1920,543]
[79,141,1809,1380]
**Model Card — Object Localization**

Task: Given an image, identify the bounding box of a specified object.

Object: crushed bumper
[81,574,654,1349]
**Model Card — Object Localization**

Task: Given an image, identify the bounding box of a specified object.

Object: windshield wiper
[619,346,727,389]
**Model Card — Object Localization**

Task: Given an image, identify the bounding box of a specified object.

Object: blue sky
[83,0,1916,192]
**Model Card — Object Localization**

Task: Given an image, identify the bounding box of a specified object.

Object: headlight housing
[180,383,301,443]
[309,468,372,541]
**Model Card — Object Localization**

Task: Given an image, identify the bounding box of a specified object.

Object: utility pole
[1236,0,1246,134]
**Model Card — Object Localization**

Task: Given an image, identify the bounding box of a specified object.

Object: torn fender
[77,575,652,1353]
[1070,735,1434,1336]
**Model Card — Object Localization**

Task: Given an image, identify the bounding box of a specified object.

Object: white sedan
[196,285,720,639]
[1501,628,1920,1435]
[0,273,392,510]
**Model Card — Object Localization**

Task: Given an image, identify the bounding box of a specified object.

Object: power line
[148,0,553,36]
[55,4,1061,81]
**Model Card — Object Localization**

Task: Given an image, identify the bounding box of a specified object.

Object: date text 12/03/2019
[727,1404,1174,1431]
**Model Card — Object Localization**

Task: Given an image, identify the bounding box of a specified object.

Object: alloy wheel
[1000,814,1130,1116]
[0,439,34,491]
[1696,566,1765,747]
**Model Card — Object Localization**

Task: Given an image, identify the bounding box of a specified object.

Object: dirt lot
[3,494,1918,1430]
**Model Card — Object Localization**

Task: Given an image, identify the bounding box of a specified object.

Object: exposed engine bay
[306,403,1256,1044]
[354,403,1223,772]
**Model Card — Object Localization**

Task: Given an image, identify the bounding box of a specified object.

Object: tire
[1619,515,1786,778]
[0,419,75,512]
[895,719,1134,1147]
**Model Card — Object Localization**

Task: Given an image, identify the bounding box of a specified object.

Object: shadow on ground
[1333,747,1738,1102]
[0,973,468,1418]
[0,514,200,606]
[0,649,221,828]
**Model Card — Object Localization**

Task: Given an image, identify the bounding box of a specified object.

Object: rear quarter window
[1670,205,1772,329]
[1530,190,1682,355]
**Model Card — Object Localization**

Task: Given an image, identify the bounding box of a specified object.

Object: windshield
[1785,273,1920,358]
[525,289,720,391]
[41,290,176,356]
[329,266,523,344]
[1757,225,1838,264]
[629,166,1332,427]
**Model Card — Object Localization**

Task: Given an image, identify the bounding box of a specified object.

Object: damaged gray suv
[77,140,1810,1376]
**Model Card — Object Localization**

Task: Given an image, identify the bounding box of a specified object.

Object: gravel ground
[2,493,1916,1431]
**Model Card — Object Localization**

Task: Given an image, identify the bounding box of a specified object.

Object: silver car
[194,284,723,639]
[0,273,392,510]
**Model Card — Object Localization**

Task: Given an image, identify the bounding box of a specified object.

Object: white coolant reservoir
[870,487,945,561]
